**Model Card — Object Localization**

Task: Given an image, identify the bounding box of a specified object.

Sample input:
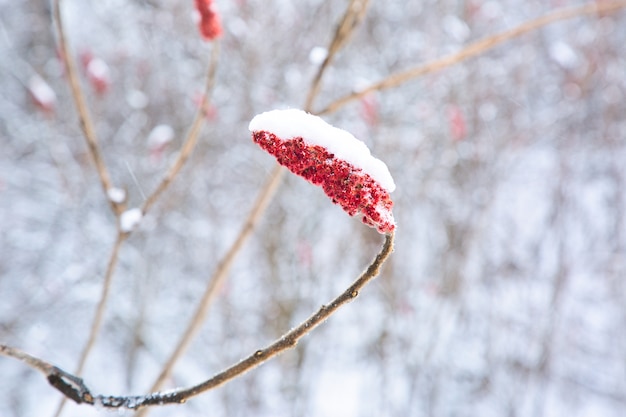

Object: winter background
[1,1,625,416]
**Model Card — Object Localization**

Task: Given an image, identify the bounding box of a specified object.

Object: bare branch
[304,0,370,112]
[317,0,626,115]
[52,0,120,215]
[141,43,221,215]
[0,233,394,410]
[0,344,55,375]
[51,230,126,417]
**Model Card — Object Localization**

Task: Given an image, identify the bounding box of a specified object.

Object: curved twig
[0,233,394,410]
[141,163,284,396]
[317,0,626,115]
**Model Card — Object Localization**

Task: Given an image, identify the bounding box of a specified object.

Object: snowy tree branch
[52,0,121,216]
[0,233,394,410]
[318,0,626,115]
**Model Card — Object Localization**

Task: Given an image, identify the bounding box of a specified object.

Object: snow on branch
[250,109,396,234]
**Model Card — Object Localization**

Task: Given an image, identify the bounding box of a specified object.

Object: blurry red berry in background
[79,50,111,95]
[194,0,223,41]
[28,75,56,115]
[86,58,111,95]
[192,92,218,120]
[360,93,379,128]
[448,104,467,141]
[147,124,175,164]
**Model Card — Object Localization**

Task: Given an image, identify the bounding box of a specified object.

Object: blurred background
[1,1,625,416]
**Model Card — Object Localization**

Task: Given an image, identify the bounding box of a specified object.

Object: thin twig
[317,0,626,115]
[141,43,221,215]
[303,0,370,111]
[51,230,126,417]
[52,0,120,215]
[0,233,394,410]
[0,345,55,375]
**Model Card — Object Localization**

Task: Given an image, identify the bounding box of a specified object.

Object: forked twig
[317,0,626,115]
[304,0,370,111]
[51,5,220,417]
[0,233,394,410]
[52,0,120,215]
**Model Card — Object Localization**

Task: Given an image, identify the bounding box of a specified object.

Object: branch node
[47,370,93,405]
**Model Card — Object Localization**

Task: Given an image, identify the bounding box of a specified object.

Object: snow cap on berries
[249,109,396,234]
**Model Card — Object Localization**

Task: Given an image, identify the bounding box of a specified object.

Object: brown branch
[303,0,370,111]
[51,230,126,417]
[0,232,394,410]
[317,0,626,115]
[137,164,285,402]
[52,0,120,216]
[0,344,55,375]
[141,43,220,215]
[74,232,127,375]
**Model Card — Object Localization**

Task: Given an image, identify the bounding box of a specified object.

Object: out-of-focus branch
[138,163,284,400]
[52,0,120,216]
[304,0,370,112]
[73,232,126,375]
[317,0,626,115]
[51,230,126,417]
[0,232,394,410]
[141,43,220,215]
[50,17,219,415]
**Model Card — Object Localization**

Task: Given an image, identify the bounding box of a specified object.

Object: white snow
[120,208,142,232]
[549,41,579,69]
[442,15,470,42]
[87,58,110,79]
[126,89,148,109]
[249,109,396,192]
[309,46,328,65]
[28,75,56,107]
[147,124,175,147]
[107,187,126,203]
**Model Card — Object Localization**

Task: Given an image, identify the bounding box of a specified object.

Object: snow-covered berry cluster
[249,109,396,234]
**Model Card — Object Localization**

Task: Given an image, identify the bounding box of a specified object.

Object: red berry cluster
[253,131,395,234]
[194,0,223,41]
